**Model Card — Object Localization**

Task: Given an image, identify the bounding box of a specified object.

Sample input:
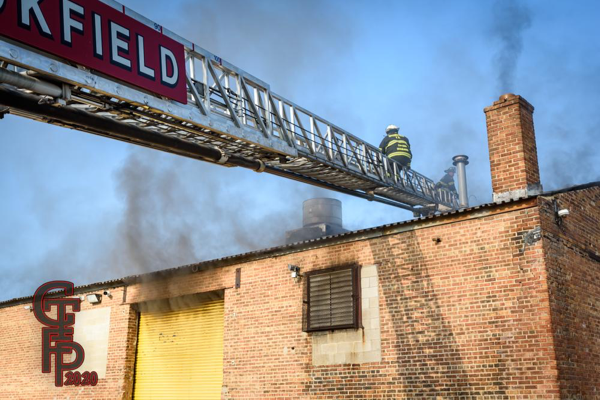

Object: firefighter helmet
[445,166,456,173]
[385,125,399,134]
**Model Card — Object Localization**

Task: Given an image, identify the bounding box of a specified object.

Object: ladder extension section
[0,0,457,212]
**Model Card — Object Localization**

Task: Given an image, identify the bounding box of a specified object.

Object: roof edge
[540,181,600,197]
[4,180,598,309]
[122,196,539,284]
[0,279,125,309]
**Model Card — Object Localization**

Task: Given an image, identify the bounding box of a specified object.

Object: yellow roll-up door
[133,300,224,400]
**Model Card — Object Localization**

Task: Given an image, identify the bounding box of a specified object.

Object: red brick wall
[539,186,600,398]
[302,202,559,399]
[4,193,598,399]
[125,199,559,399]
[484,94,542,199]
[0,287,137,399]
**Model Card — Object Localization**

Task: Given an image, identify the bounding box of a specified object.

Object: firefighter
[379,125,412,169]
[435,166,457,193]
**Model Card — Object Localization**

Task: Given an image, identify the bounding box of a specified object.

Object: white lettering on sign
[109,21,131,70]
[160,46,178,87]
[92,12,102,59]
[136,34,155,80]
[61,0,84,46]
[1,0,187,103]
[18,0,53,38]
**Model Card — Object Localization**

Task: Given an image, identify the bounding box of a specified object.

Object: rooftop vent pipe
[452,155,469,208]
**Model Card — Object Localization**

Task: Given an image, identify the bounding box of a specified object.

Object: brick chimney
[484,93,543,202]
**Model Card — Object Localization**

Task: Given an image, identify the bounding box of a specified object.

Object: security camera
[103,290,112,298]
[557,209,570,218]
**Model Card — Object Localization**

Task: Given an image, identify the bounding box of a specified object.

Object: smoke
[101,148,329,277]
[107,151,200,276]
[541,119,600,190]
[0,147,329,301]
[491,0,532,93]
[545,146,598,189]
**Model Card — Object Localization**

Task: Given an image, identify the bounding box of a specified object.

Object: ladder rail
[0,2,459,211]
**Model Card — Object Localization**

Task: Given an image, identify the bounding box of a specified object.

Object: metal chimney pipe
[452,155,469,208]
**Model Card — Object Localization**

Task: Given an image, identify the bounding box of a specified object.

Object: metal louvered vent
[305,265,360,332]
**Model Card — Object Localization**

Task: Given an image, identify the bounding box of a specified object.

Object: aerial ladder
[0,0,459,215]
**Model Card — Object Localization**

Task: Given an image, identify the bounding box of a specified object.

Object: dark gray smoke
[99,149,328,277]
[0,148,328,301]
[541,120,600,190]
[108,151,200,276]
[491,0,532,93]
[108,149,332,312]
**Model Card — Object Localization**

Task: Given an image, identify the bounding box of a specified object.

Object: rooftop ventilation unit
[285,198,348,244]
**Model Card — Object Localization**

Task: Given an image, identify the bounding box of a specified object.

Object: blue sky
[1,0,599,301]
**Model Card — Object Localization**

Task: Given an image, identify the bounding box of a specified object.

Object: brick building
[1,94,598,399]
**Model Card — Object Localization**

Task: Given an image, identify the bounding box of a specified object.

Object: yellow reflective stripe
[385,141,410,151]
[388,151,412,158]
[387,133,405,139]
[386,139,408,147]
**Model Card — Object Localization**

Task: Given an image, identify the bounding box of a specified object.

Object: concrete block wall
[71,307,112,379]
[312,264,382,366]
